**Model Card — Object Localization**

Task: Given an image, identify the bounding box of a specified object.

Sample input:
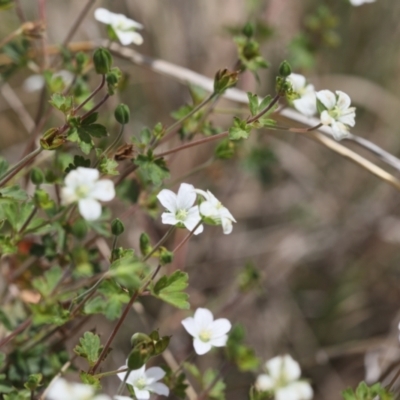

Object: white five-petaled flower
[350,0,375,6]
[256,355,313,400]
[117,364,169,400]
[46,378,111,400]
[316,90,356,140]
[157,183,204,235]
[23,70,74,93]
[61,167,115,221]
[287,73,317,117]
[181,307,232,355]
[195,189,236,235]
[94,8,144,46]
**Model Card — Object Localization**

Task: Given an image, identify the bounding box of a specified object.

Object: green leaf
[80,371,101,390]
[68,128,93,155]
[135,152,170,186]
[109,256,148,291]
[81,112,99,125]
[49,94,73,114]
[0,185,28,201]
[74,332,103,367]
[204,368,226,400]
[152,270,190,309]
[247,92,259,116]
[228,117,251,141]
[99,157,119,176]
[32,266,63,297]
[78,124,108,138]
[65,155,91,173]
[24,373,42,391]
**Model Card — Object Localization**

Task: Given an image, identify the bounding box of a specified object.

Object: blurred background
[2,0,400,399]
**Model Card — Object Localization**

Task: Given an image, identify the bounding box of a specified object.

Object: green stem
[94,124,125,168]
[18,206,37,234]
[93,367,128,380]
[247,94,280,124]
[116,368,131,395]
[164,92,217,136]
[173,220,202,254]
[142,226,176,262]
[0,147,43,186]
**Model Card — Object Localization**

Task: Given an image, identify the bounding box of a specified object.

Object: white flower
[117,364,169,400]
[181,307,232,355]
[157,183,203,235]
[287,73,317,117]
[256,355,313,400]
[194,189,236,235]
[350,0,375,6]
[61,167,115,221]
[316,90,356,140]
[46,378,111,400]
[94,8,143,46]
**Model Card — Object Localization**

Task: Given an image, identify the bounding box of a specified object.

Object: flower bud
[40,127,65,150]
[114,104,130,125]
[214,68,239,94]
[111,218,125,236]
[93,48,112,75]
[71,219,88,239]
[278,60,292,78]
[242,22,255,38]
[131,332,152,348]
[159,247,173,265]
[21,21,45,39]
[106,67,122,95]
[30,168,44,186]
[139,233,152,256]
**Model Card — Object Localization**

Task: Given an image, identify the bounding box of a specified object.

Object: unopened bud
[111,218,125,236]
[30,168,44,186]
[93,48,112,75]
[214,68,239,94]
[278,60,292,78]
[114,104,130,125]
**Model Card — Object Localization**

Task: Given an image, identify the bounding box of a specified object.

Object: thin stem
[164,92,216,135]
[81,94,110,120]
[173,220,202,254]
[90,265,162,374]
[38,0,47,70]
[116,368,131,395]
[0,318,32,348]
[93,367,128,380]
[0,29,20,49]
[74,75,105,113]
[142,226,176,262]
[94,124,125,168]
[18,206,37,234]
[155,131,228,159]
[0,147,43,187]
[247,94,280,124]
[14,0,27,22]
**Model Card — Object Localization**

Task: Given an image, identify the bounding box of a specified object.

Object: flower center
[199,329,212,342]
[215,201,223,210]
[329,107,341,120]
[135,377,147,390]
[75,184,90,199]
[176,209,188,221]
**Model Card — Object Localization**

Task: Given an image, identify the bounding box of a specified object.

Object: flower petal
[94,8,112,24]
[145,367,165,383]
[147,382,170,396]
[61,186,78,205]
[78,198,102,221]
[193,338,212,355]
[116,30,143,46]
[133,387,150,400]
[157,189,178,213]
[182,317,199,337]
[194,308,214,331]
[91,180,115,201]
[199,201,216,217]
[316,90,336,110]
[276,381,313,400]
[209,318,232,338]
[266,356,286,381]
[293,94,317,117]
[176,183,196,210]
[336,90,351,111]
[287,73,306,93]
[255,374,274,391]
[320,110,334,126]
[161,212,179,226]
[338,109,356,127]
[282,355,302,381]
[210,334,228,347]
[221,217,233,235]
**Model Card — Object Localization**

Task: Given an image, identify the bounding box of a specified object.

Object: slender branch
[0,147,43,187]
[94,124,125,169]
[90,265,162,374]
[38,0,48,69]
[173,220,202,254]
[14,0,27,22]
[18,207,37,234]
[74,75,105,113]
[0,318,32,348]
[155,131,228,159]
[142,226,176,262]
[247,94,280,124]
[81,94,110,120]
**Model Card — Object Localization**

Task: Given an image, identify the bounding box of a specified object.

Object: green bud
[93,48,112,75]
[278,60,292,78]
[242,22,255,38]
[214,68,239,94]
[40,127,65,150]
[30,168,44,186]
[111,218,125,236]
[154,336,170,355]
[127,348,148,370]
[159,247,173,265]
[24,373,43,391]
[131,332,152,348]
[139,233,152,256]
[114,104,130,125]
[71,219,88,239]
[106,67,122,95]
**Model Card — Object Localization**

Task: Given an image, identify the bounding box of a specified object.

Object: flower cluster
[157,183,236,235]
[287,73,356,140]
[46,378,113,400]
[255,355,313,400]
